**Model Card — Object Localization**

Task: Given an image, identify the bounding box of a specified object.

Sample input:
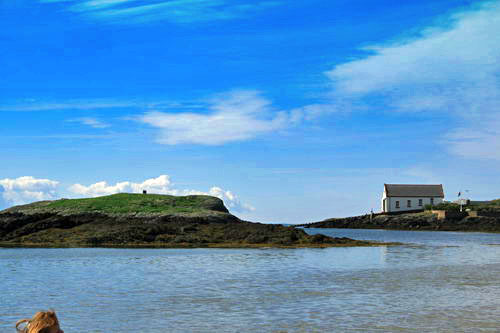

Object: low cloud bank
[68,175,255,213]
[0,175,253,213]
[0,176,59,206]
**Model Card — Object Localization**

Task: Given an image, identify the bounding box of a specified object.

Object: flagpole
[458,190,462,212]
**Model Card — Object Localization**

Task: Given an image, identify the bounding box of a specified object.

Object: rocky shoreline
[0,194,391,248]
[300,211,500,233]
[0,211,385,248]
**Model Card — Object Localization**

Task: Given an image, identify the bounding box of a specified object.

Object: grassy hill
[3,193,229,216]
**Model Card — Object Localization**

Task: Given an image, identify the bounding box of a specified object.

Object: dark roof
[384,184,444,198]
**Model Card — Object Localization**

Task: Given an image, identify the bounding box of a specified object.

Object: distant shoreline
[298,211,500,233]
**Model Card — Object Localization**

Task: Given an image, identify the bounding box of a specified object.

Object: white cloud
[138,90,339,145]
[207,187,255,212]
[69,175,173,196]
[139,90,289,145]
[68,175,254,212]
[289,104,326,125]
[0,176,59,206]
[0,175,253,212]
[325,1,500,160]
[2,91,338,146]
[327,1,500,111]
[137,90,343,145]
[69,117,110,129]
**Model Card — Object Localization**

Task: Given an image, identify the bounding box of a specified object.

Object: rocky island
[300,200,500,232]
[0,193,383,248]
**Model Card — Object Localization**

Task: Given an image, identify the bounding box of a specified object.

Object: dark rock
[300,212,500,233]
[0,210,379,248]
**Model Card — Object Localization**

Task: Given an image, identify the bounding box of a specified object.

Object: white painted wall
[381,192,443,213]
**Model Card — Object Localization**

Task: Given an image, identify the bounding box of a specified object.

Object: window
[430,198,434,205]
[418,199,423,207]
[395,201,400,208]
[407,200,412,208]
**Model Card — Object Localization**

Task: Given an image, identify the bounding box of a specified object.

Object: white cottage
[381,184,444,213]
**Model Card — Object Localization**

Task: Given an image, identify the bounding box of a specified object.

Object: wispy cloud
[138,90,287,145]
[72,0,133,11]
[137,90,335,145]
[0,99,138,112]
[3,134,114,139]
[2,92,338,145]
[402,167,442,184]
[39,0,282,24]
[0,99,200,112]
[325,1,500,160]
[445,115,500,160]
[68,117,110,128]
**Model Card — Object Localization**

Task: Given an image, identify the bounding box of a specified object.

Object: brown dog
[16,310,64,333]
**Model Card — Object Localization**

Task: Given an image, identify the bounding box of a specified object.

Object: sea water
[1,229,499,332]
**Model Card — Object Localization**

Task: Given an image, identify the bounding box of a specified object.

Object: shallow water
[1,229,499,332]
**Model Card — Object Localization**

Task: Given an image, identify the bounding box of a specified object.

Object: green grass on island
[5,193,229,216]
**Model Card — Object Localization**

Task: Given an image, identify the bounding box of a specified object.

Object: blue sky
[1,0,499,223]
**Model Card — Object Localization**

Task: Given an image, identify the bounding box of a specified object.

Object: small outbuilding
[381,184,444,213]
